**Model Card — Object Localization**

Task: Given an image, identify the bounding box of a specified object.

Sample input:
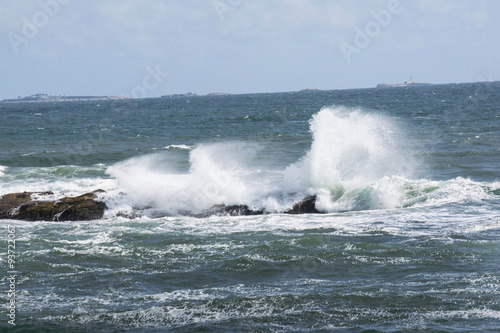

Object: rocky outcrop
[286,195,322,214]
[197,195,322,217]
[1,190,325,221]
[0,192,51,219]
[195,204,264,218]
[0,190,107,221]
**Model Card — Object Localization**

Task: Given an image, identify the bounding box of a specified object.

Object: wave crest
[283,107,414,211]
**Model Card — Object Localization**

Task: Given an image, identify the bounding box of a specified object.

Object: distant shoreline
[0,92,234,103]
[2,81,498,103]
[376,82,433,88]
[0,94,132,104]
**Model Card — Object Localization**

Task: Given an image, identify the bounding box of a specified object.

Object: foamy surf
[0,164,114,198]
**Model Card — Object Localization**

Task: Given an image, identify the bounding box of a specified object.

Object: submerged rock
[0,190,107,221]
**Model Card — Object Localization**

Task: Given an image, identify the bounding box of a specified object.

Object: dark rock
[221,204,264,216]
[285,195,322,214]
[0,192,33,219]
[0,190,106,221]
[0,191,53,219]
[196,204,264,217]
[196,196,324,217]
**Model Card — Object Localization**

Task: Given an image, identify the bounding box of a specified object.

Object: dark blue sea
[1,82,499,332]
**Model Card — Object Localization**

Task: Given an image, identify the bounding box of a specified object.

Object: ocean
[1,82,499,332]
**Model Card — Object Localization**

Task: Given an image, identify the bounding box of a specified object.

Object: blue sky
[1,0,499,99]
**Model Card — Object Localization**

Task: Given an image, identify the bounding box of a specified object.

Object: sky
[1,0,499,100]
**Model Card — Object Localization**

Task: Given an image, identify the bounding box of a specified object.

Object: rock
[220,204,264,216]
[285,195,322,214]
[196,204,264,217]
[1,190,327,220]
[197,196,324,217]
[0,190,107,221]
[0,191,53,219]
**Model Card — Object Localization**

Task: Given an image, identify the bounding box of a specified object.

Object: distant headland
[160,92,232,98]
[0,92,237,103]
[0,93,132,103]
[377,77,433,88]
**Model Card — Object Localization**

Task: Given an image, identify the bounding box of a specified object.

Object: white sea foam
[0,165,6,178]
[0,164,115,198]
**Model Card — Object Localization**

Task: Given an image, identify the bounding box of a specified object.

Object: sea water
[0,82,499,332]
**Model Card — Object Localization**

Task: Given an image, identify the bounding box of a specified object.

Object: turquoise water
[1,83,499,332]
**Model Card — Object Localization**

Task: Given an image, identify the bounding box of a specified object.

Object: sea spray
[104,107,492,216]
[105,107,420,215]
[283,107,415,212]
[106,142,265,215]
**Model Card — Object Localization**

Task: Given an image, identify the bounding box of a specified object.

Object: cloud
[220,1,359,33]
[1,0,499,99]
[0,1,39,33]
[413,0,491,29]
[415,0,460,13]
[2,1,215,59]
[463,8,489,27]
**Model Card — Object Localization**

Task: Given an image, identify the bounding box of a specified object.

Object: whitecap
[164,144,191,150]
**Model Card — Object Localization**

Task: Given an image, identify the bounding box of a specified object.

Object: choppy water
[1,82,499,332]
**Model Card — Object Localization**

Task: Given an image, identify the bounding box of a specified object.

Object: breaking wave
[105,142,265,216]
[282,106,416,211]
[104,107,497,217]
